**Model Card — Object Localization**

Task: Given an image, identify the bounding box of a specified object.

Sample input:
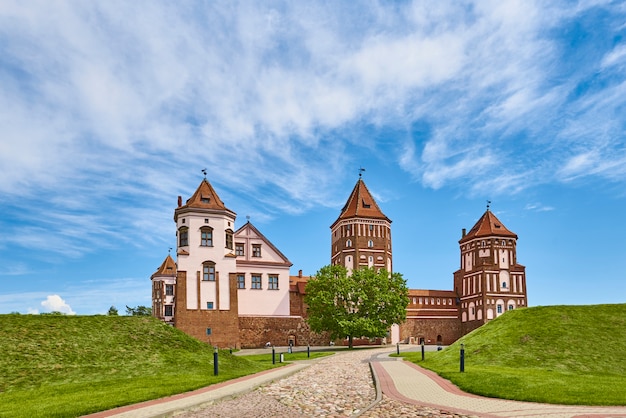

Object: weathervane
[168,247,172,254]
[246,215,250,223]
[358,167,366,178]
[486,200,491,211]
[202,168,207,179]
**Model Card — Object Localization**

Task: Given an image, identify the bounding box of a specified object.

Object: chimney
[298,269,302,278]
[462,228,466,238]
[178,196,182,207]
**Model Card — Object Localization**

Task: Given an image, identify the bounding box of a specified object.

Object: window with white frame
[251,274,262,289]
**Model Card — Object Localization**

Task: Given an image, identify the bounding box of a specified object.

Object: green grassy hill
[0,315,273,417]
[402,304,626,405]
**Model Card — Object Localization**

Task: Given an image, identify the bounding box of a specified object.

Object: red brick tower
[330,175,392,274]
[453,207,528,334]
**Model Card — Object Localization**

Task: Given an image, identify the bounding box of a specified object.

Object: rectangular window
[237,274,245,289]
[201,228,213,246]
[203,263,215,281]
[268,275,279,290]
[235,243,244,256]
[179,228,189,247]
[252,244,261,257]
[207,301,214,309]
[206,328,212,335]
[165,284,174,296]
[225,230,233,250]
[251,275,262,289]
[164,305,173,316]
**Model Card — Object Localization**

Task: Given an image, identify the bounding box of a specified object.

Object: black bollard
[396,342,400,355]
[307,344,310,358]
[460,343,465,373]
[272,346,276,364]
[421,341,425,361]
[213,347,219,376]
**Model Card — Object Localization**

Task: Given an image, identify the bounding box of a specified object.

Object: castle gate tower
[331,176,392,274]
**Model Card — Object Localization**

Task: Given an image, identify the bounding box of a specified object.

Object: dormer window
[362,199,371,208]
[201,195,210,203]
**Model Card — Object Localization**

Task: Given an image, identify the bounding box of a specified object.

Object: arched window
[225,229,233,250]
[200,227,213,247]
[368,240,374,248]
[346,239,352,247]
[202,261,215,281]
[178,227,189,247]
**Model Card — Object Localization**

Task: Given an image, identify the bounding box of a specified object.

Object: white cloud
[41,295,76,315]
[1,0,626,264]
[525,203,555,212]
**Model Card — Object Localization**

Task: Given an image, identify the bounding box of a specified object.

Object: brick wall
[238,316,330,348]
[400,317,462,346]
[175,271,241,348]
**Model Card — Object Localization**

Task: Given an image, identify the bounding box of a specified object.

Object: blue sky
[1,1,625,315]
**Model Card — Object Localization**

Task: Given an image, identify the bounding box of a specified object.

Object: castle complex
[151,176,528,347]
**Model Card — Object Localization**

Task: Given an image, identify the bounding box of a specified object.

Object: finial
[246,215,250,223]
[201,168,207,179]
[168,247,172,254]
[358,167,366,178]
[486,200,491,211]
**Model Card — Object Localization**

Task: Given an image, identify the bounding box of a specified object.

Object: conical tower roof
[175,178,236,221]
[332,177,390,227]
[179,178,229,211]
[460,210,517,244]
[151,254,177,279]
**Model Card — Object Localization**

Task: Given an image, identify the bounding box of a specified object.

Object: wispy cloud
[1,0,626,264]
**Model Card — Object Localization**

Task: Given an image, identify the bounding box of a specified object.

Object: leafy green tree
[304,265,409,348]
[107,306,119,316]
[125,305,152,316]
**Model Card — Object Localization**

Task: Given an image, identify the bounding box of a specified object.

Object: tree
[125,305,152,316]
[107,306,119,316]
[304,265,409,348]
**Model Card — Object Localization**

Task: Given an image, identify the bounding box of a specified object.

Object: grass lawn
[399,304,626,406]
[0,315,280,417]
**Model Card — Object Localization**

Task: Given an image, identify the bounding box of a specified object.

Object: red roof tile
[332,178,390,226]
[460,210,517,243]
[151,254,177,279]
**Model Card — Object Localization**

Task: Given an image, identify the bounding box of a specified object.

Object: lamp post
[421,340,425,361]
[213,347,219,376]
[460,343,465,373]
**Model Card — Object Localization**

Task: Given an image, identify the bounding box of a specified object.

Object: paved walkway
[86,346,626,418]
[371,350,626,418]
